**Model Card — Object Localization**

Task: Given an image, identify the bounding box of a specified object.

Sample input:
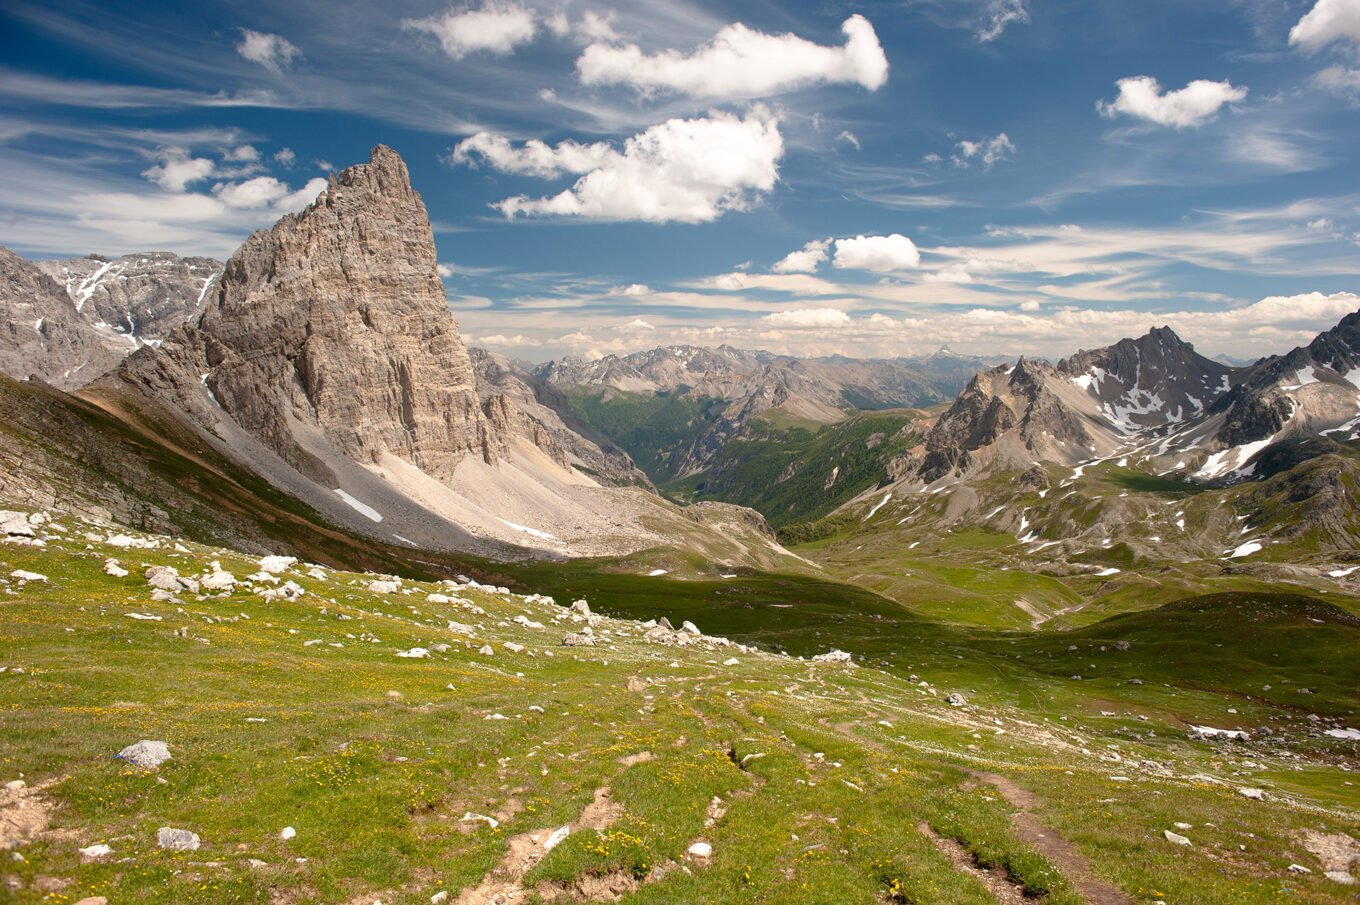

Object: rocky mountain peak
[121,144,507,481]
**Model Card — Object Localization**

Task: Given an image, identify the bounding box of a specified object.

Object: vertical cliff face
[149,145,497,478]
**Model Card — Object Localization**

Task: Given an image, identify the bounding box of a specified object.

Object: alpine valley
[1,146,1357,905]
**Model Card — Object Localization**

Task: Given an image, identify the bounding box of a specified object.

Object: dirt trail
[918,821,1031,905]
[455,786,624,905]
[966,770,1135,905]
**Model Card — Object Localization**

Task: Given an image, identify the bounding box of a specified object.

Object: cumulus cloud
[622,318,656,330]
[952,133,1015,168]
[833,234,921,272]
[976,0,1030,42]
[404,2,537,60]
[1097,76,1248,127]
[773,238,831,273]
[236,30,301,73]
[213,175,326,210]
[451,132,614,178]
[1289,0,1360,52]
[142,146,214,192]
[273,147,296,167]
[575,15,888,100]
[457,107,784,223]
[437,263,455,278]
[760,307,852,327]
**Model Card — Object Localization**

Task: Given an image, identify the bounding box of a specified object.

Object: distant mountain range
[0,144,1357,573]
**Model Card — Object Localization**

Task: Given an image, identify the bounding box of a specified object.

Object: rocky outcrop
[38,252,221,348]
[0,247,131,390]
[120,145,502,479]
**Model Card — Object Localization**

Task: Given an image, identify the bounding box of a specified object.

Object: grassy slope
[2,525,1357,904]
[663,412,921,529]
[559,387,724,482]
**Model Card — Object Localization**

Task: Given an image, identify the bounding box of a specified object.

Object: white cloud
[575,15,888,100]
[452,132,613,178]
[212,175,289,208]
[1097,76,1248,127]
[236,30,301,74]
[1019,299,1041,311]
[773,238,831,273]
[141,146,214,192]
[760,307,852,328]
[225,144,260,163]
[1314,64,1360,99]
[437,263,455,278]
[952,133,1015,168]
[621,318,656,331]
[611,283,652,296]
[273,147,296,167]
[404,2,537,60]
[833,234,921,272]
[462,107,784,223]
[693,272,844,295]
[836,130,861,150]
[1308,217,1334,231]
[976,0,1030,42]
[1289,0,1360,52]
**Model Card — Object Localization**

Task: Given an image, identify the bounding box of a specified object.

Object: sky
[1,0,1358,363]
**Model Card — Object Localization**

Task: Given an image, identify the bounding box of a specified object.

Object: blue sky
[2,0,1358,361]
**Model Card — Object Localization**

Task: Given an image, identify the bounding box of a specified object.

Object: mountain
[903,327,1239,484]
[0,248,220,391]
[38,251,221,348]
[537,344,992,485]
[5,145,791,570]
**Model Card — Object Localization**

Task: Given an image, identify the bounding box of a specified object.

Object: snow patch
[334,489,383,523]
[863,491,892,522]
[1227,540,1262,559]
[498,519,558,541]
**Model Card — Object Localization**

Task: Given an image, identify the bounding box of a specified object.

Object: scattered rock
[1325,871,1356,885]
[687,841,713,859]
[561,632,595,647]
[73,897,108,905]
[117,740,172,769]
[1238,787,1265,800]
[103,559,129,578]
[368,579,401,594]
[395,648,430,659]
[9,570,47,583]
[945,693,967,706]
[812,649,853,664]
[1164,830,1192,847]
[478,644,495,656]
[257,555,297,574]
[0,511,35,537]
[78,843,113,860]
[504,642,524,653]
[1288,864,1312,874]
[157,826,201,851]
[279,826,296,840]
[680,621,701,636]
[543,826,570,851]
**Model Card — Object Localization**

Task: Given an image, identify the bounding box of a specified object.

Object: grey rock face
[38,252,221,347]
[122,145,503,478]
[0,248,130,389]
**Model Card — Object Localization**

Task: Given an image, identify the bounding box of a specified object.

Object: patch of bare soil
[966,770,1135,905]
[918,821,1032,905]
[0,779,63,850]
[1300,828,1359,875]
[455,787,627,905]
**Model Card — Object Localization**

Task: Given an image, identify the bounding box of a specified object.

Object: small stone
[118,739,172,769]
[431,893,450,904]
[1325,871,1356,885]
[680,620,701,636]
[1288,864,1312,874]
[543,826,570,850]
[157,826,201,851]
[945,692,967,706]
[687,841,713,858]
[79,843,113,860]
[1237,787,1265,800]
[280,826,297,840]
[561,632,595,647]
[73,898,108,905]
[478,644,494,656]
[1164,830,1191,847]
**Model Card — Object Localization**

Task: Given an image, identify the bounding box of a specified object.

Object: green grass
[1,519,1357,904]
